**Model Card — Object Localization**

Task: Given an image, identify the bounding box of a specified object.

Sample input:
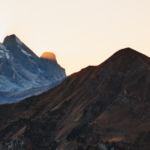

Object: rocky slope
[0,48,150,149]
[0,34,66,103]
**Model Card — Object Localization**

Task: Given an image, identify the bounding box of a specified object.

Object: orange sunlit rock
[40,52,56,61]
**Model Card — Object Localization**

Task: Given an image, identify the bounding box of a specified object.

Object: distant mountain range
[0,34,66,103]
[0,48,150,149]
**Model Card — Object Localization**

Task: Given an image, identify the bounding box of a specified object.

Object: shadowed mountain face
[0,34,66,103]
[0,48,150,149]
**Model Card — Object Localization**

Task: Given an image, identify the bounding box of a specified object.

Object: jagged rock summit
[0,34,66,103]
[0,47,150,149]
[3,34,28,48]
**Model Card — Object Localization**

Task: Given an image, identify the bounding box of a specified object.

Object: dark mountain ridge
[0,48,150,149]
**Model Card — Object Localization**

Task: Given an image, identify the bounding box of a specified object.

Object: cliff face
[0,34,66,103]
[0,48,150,149]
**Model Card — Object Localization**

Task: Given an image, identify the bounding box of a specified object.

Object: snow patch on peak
[16,37,23,46]
[0,43,8,59]
[0,50,4,53]
[5,52,9,59]
[21,49,31,57]
[0,43,6,50]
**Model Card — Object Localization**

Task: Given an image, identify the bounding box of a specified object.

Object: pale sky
[0,0,150,75]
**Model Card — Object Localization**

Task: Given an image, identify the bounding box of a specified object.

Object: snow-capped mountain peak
[0,34,66,103]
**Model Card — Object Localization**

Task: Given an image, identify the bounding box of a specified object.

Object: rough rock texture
[0,48,150,149]
[0,34,66,103]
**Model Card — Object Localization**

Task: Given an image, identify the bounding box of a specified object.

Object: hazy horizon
[1,0,150,75]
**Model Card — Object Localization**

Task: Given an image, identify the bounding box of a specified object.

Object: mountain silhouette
[0,48,149,149]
